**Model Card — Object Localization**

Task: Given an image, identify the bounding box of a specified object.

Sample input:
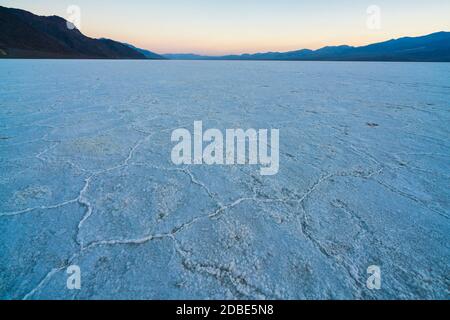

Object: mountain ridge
[165,31,450,62]
[0,6,162,59]
[1,6,449,62]
[121,42,166,60]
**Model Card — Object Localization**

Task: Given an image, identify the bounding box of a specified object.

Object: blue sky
[2,0,449,54]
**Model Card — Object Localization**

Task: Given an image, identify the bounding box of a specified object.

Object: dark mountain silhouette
[0,6,162,59]
[165,32,450,62]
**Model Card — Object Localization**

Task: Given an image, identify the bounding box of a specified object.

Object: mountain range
[165,32,450,62]
[1,5,449,62]
[0,6,163,59]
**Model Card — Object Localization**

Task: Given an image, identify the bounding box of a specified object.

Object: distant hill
[0,6,162,59]
[122,42,166,59]
[164,53,207,60]
[165,32,450,62]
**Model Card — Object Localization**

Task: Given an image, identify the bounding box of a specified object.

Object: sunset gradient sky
[2,0,449,55]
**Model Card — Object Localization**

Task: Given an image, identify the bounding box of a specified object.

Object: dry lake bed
[0,60,449,299]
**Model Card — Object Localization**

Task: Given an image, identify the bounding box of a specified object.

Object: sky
[2,0,449,55]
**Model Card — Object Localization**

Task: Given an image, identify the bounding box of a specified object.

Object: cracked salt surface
[0,60,449,300]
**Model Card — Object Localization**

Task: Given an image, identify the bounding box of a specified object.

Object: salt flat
[0,60,449,299]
